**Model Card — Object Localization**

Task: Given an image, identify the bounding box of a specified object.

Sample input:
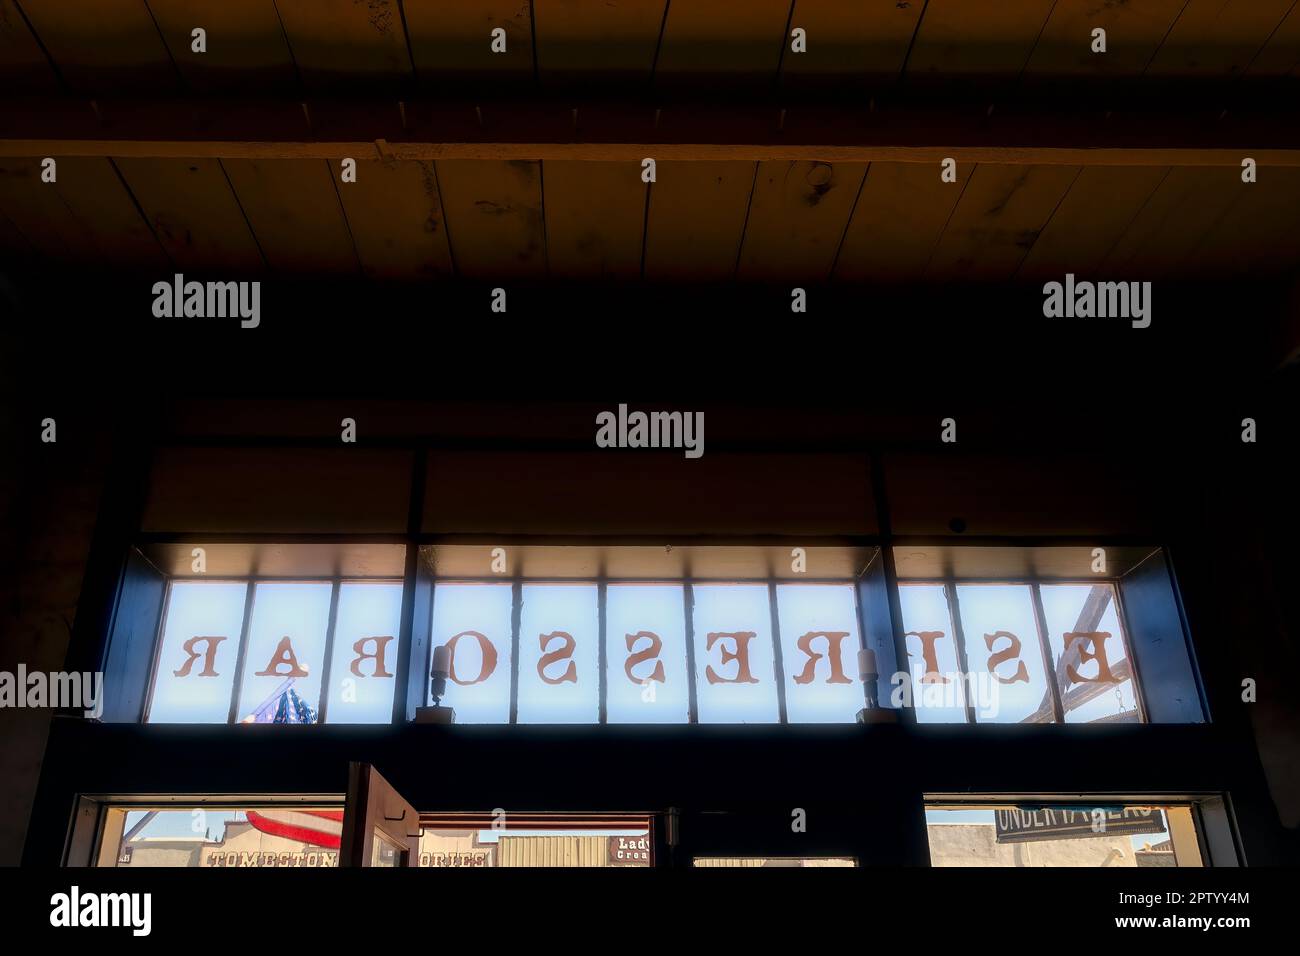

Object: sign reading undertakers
[995,807,1165,844]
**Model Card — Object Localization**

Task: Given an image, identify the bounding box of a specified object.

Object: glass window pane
[691,585,780,723]
[693,857,856,867]
[926,804,1201,867]
[105,807,342,867]
[147,581,247,723]
[775,584,862,724]
[430,583,514,724]
[236,582,332,723]
[1040,584,1140,723]
[954,584,1053,724]
[517,584,599,723]
[606,584,689,724]
[419,823,652,867]
[897,584,966,723]
[325,581,402,723]
[370,830,404,867]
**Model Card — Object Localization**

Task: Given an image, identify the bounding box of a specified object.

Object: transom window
[897,581,1141,724]
[429,580,866,724]
[124,542,1201,725]
[146,578,403,725]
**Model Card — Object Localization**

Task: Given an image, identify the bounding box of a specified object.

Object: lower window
[693,857,856,867]
[925,800,1214,867]
[418,813,654,867]
[98,805,344,867]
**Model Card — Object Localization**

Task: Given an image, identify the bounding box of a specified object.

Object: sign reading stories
[994,807,1165,844]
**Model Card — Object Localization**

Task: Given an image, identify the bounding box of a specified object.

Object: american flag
[272,687,316,724]
[243,677,317,724]
[246,810,343,848]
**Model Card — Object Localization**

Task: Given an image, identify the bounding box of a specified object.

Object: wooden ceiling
[5,152,1300,284]
[4,1,1300,94]
[2,1,1300,284]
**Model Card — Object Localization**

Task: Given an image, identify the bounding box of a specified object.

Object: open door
[340,763,421,867]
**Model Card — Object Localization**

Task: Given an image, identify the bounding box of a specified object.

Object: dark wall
[3,277,1297,865]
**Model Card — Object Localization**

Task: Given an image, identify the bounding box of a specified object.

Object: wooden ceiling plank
[0,158,77,258]
[1016,166,1170,281]
[1147,0,1296,76]
[926,164,1082,281]
[401,0,533,85]
[335,159,454,280]
[643,160,755,281]
[735,159,867,282]
[655,0,792,88]
[1245,2,1300,75]
[0,0,59,91]
[1180,166,1300,276]
[114,157,264,273]
[0,205,35,257]
[49,156,170,269]
[541,160,646,279]
[145,0,298,93]
[781,0,924,90]
[534,0,666,85]
[833,162,965,283]
[1100,166,1247,278]
[221,158,359,275]
[273,0,413,92]
[903,0,1058,85]
[17,0,179,93]
[434,159,546,279]
[0,157,162,267]
[1023,0,1188,78]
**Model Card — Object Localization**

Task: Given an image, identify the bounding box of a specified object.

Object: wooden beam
[3,98,1300,164]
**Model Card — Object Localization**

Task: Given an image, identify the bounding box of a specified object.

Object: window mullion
[509,580,522,724]
[944,581,977,725]
[315,580,342,723]
[683,581,698,724]
[768,581,789,724]
[1030,582,1066,724]
[598,580,608,724]
[225,580,257,724]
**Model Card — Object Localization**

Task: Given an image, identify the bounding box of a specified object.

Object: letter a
[255,637,309,677]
